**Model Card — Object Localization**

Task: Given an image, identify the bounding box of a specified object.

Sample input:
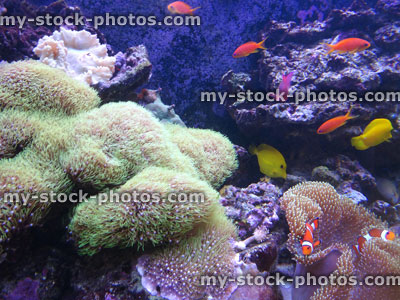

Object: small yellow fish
[249,144,287,179]
[351,118,393,150]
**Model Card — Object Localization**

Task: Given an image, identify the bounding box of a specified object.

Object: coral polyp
[68,167,220,255]
[137,206,238,300]
[0,60,100,114]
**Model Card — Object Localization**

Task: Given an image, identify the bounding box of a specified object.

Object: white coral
[34,28,116,85]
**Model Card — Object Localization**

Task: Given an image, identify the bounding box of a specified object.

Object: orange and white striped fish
[353,228,395,254]
[300,218,320,256]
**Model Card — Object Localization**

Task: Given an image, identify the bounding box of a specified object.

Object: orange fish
[232,38,267,58]
[167,1,200,15]
[317,107,356,134]
[353,228,395,254]
[323,38,371,55]
[300,218,320,256]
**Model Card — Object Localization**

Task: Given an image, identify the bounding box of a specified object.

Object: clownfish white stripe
[353,228,396,255]
[311,222,317,231]
[381,230,389,241]
[302,240,313,250]
[306,224,314,239]
[364,233,372,241]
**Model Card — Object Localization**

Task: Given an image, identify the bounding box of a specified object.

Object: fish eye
[280,165,284,168]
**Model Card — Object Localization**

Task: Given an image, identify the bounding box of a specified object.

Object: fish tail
[258,37,268,50]
[322,43,335,55]
[345,106,358,120]
[249,145,257,155]
[190,6,201,14]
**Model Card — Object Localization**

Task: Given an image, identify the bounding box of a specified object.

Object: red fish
[275,72,294,101]
[167,1,200,15]
[232,38,267,58]
[323,38,370,55]
[300,218,320,256]
[353,228,395,254]
[317,107,356,134]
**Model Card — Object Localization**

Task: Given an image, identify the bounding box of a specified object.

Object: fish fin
[357,235,367,245]
[357,235,367,253]
[314,240,321,247]
[258,37,268,50]
[256,144,274,152]
[283,71,294,81]
[249,145,257,155]
[363,118,393,135]
[352,244,360,254]
[190,6,201,14]
[311,217,319,229]
[322,43,335,55]
[345,106,358,120]
[250,50,259,54]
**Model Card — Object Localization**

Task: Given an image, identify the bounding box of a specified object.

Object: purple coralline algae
[220,181,282,239]
[323,154,376,192]
[95,45,152,103]
[297,0,330,25]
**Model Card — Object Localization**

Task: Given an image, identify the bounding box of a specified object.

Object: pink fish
[275,72,294,101]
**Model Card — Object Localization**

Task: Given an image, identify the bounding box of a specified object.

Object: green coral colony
[0,60,239,297]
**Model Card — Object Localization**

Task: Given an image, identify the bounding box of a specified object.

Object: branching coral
[137,206,238,300]
[0,60,100,115]
[34,28,116,85]
[68,167,219,255]
[281,182,400,300]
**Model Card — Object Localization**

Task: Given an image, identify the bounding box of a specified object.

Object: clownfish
[322,38,371,55]
[300,218,320,256]
[352,228,396,254]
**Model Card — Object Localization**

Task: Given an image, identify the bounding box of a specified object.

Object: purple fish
[275,72,294,101]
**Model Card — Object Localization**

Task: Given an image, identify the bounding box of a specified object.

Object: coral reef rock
[96,45,153,103]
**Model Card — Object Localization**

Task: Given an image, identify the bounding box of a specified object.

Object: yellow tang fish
[351,118,393,150]
[249,144,287,179]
